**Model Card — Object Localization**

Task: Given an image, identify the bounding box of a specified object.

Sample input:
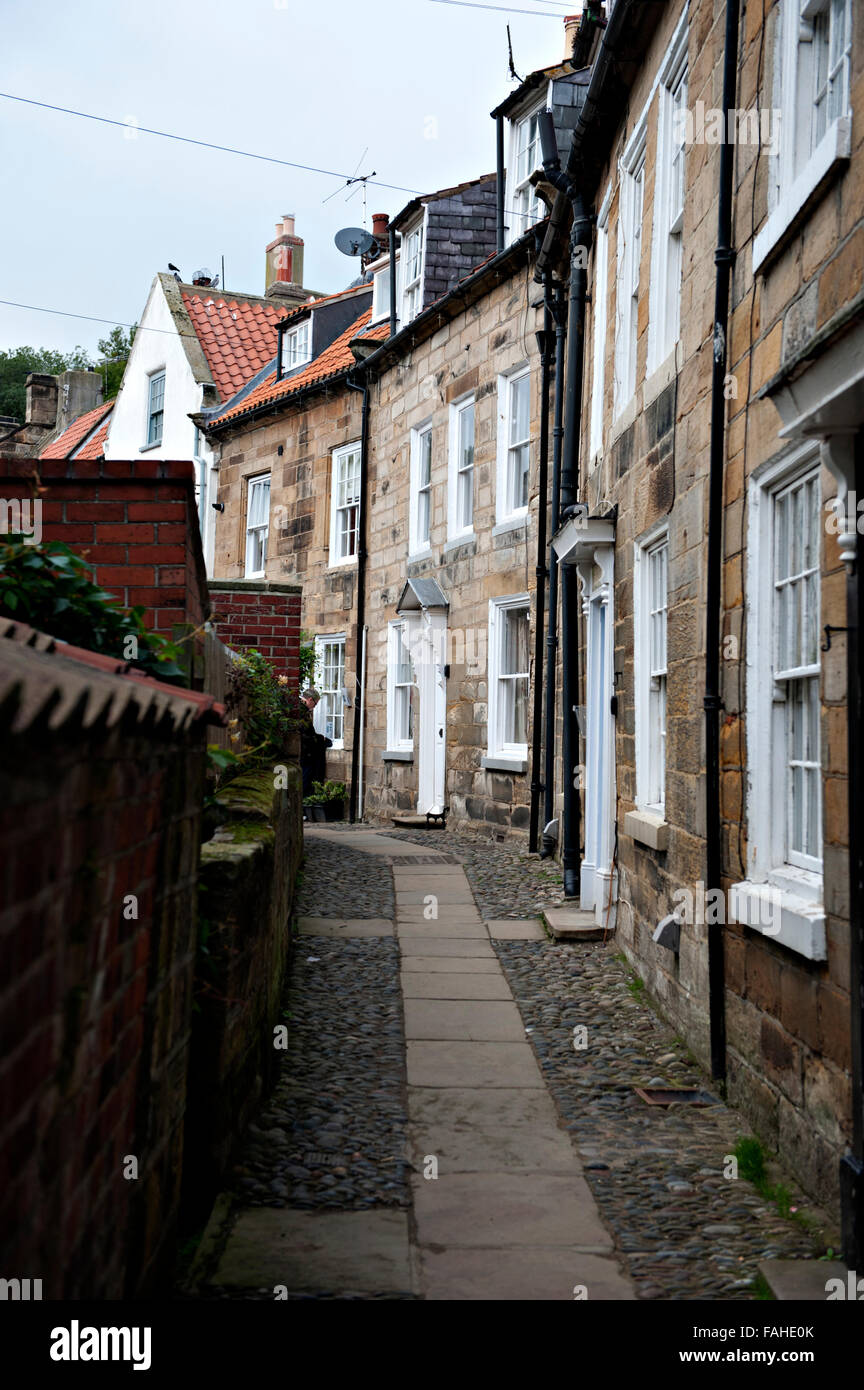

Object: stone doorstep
[543,906,607,940]
[297,917,394,937]
[418,1248,635,1301]
[759,1258,850,1301]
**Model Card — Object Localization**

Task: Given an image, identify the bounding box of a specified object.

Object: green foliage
[227,648,309,766]
[304,779,346,805]
[0,534,185,680]
[734,1135,767,1185]
[0,344,94,421]
[96,324,136,400]
[299,630,317,690]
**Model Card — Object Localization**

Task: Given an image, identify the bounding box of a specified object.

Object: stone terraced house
[197,0,864,1261]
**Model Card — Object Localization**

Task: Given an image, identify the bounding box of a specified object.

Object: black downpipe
[840,432,864,1268]
[389,226,397,339]
[559,198,591,899]
[496,115,506,253]
[529,289,554,853]
[346,372,369,824]
[704,0,741,1083]
[542,287,567,857]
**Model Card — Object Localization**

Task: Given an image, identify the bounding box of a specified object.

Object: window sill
[728,878,826,961]
[481,754,527,773]
[444,532,475,554]
[407,546,434,564]
[642,347,679,408]
[382,749,413,762]
[624,809,669,852]
[327,556,358,570]
[753,118,851,274]
[609,391,638,446]
[492,514,528,537]
[139,440,162,453]
[244,570,265,581]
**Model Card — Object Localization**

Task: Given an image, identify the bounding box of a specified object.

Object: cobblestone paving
[381,827,567,918]
[296,833,395,919]
[495,941,832,1299]
[227,933,410,1213]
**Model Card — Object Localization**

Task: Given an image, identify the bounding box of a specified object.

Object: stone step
[542,906,607,940]
[391,814,446,829]
[759,1258,849,1300]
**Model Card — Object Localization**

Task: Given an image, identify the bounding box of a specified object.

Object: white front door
[577,546,617,926]
[411,611,448,813]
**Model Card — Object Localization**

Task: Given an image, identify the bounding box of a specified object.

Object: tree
[96,324,136,400]
[0,345,94,423]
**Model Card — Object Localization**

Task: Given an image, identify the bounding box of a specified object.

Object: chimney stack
[564,11,582,60]
[265,213,308,304]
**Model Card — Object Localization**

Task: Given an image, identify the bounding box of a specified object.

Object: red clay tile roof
[211,308,389,428]
[75,411,112,460]
[40,399,113,460]
[181,288,286,400]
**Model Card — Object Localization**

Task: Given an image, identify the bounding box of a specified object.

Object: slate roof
[179,287,287,400]
[40,399,114,460]
[209,309,389,429]
[0,618,226,736]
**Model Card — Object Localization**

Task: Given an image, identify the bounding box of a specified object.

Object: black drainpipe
[841,432,864,1267]
[496,114,506,253]
[704,0,741,1083]
[542,285,567,857]
[345,370,370,824]
[529,282,554,853]
[539,110,591,898]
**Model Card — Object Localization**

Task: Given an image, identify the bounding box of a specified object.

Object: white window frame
[146,369,166,446]
[328,440,361,567]
[244,473,270,578]
[507,98,547,244]
[634,524,669,817]
[614,120,647,416]
[400,213,426,324]
[371,251,399,325]
[409,421,434,557]
[488,594,531,760]
[447,394,475,540]
[647,30,688,374]
[589,188,611,462]
[496,364,531,524]
[754,0,853,270]
[313,634,347,750]
[730,443,825,960]
[281,318,311,373]
[386,619,415,754]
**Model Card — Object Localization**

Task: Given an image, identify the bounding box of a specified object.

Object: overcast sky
[0,0,571,358]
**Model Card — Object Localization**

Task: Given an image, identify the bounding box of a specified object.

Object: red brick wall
[208,581,302,687]
[0,456,209,636]
[0,706,205,1299]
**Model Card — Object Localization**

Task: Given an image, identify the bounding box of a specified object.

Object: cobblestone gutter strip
[296,834,396,919]
[493,939,831,1301]
[228,936,411,1213]
[381,828,566,919]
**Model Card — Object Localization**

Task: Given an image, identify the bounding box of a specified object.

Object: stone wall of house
[363,268,545,835]
[577,0,860,1210]
[211,391,365,793]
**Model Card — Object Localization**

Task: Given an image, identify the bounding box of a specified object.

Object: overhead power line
[0,93,423,197]
[0,298,198,340]
[427,0,568,16]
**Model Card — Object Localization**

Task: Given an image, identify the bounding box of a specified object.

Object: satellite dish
[335,226,377,258]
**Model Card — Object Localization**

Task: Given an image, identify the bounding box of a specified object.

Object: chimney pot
[371,213,390,246]
[564,11,582,60]
[282,214,295,237]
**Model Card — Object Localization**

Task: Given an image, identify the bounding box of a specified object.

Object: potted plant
[305,779,347,822]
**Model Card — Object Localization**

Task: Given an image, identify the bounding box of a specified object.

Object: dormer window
[280,318,311,374]
[371,251,399,324]
[400,216,425,324]
[509,105,544,242]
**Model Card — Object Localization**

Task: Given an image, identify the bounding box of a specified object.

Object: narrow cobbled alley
[188,827,834,1301]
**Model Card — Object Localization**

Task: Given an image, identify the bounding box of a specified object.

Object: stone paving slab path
[194,825,633,1300]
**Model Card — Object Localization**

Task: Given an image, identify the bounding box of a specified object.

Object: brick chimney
[25,373,60,428]
[265,214,308,305]
[564,12,582,59]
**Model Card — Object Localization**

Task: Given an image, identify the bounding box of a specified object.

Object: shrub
[226,648,309,767]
